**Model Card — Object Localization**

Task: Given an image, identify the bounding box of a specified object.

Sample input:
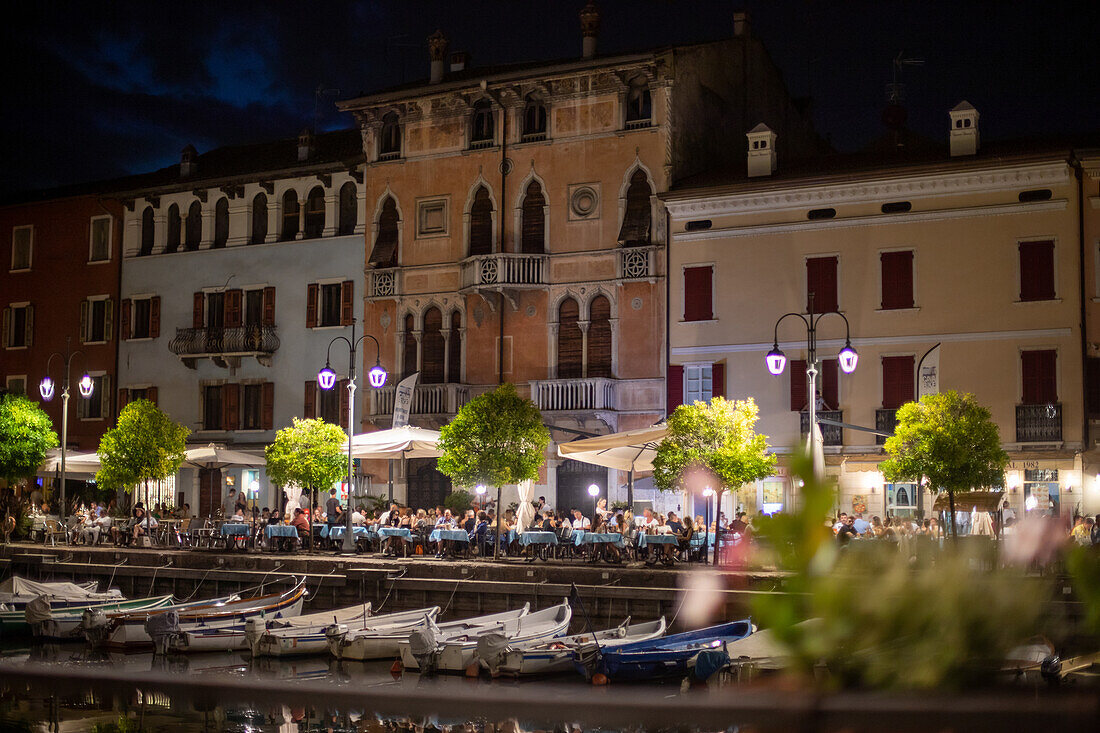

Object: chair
[190,520,215,550]
[43,519,68,546]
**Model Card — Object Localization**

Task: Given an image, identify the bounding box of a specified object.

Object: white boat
[325,606,443,661]
[174,601,374,655]
[20,594,176,640]
[483,617,667,677]
[0,576,122,609]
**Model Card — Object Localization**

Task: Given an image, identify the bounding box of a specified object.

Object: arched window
[251,193,268,244]
[523,94,547,140]
[557,298,582,379]
[166,204,181,253]
[379,112,401,158]
[588,295,612,378]
[625,76,652,126]
[447,311,462,383]
[185,201,202,250]
[421,307,444,384]
[468,186,493,256]
[368,196,399,267]
[140,206,155,256]
[338,182,357,236]
[470,100,494,147]
[281,190,299,241]
[618,169,653,246]
[304,186,325,239]
[213,198,229,248]
[402,314,417,379]
[521,180,545,253]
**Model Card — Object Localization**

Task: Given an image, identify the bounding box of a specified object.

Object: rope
[668,587,688,628]
[179,568,214,601]
[147,559,171,597]
[253,563,284,596]
[439,569,478,617]
[105,558,127,592]
[371,567,406,614]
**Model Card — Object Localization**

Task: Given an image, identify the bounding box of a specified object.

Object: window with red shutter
[1019,241,1055,301]
[192,292,204,329]
[587,296,612,378]
[711,363,725,399]
[340,280,354,325]
[683,266,713,321]
[1021,350,1057,404]
[881,355,915,409]
[305,283,318,328]
[225,289,242,328]
[880,251,914,309]
[120,299,131,340]
[146,386,157,406]
[117,388,130,412]
[667,364,684,412]
[338,379,350,430]
[261,382,274,430]
[557,298,582,379]
[262,287,276,326]
[790,359,807,411]
[820,359,839,410]
[806,256,838,313]
[303,381,316,419]
[149,297,160,339]
[223,384,240,431]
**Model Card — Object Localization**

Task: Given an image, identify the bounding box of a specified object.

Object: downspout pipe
[1072,154,1089,452]
[498,94,508,385]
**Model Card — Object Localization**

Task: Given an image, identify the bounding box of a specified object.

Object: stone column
[200,207,215,249]
[153,214,167,255]
[440,328,451,385]
[323,192,338,237]
[266,197,280,244]
[227,199,249,246]
[578,320,590,378]
[355,187,367,235]
[296,198,305,240]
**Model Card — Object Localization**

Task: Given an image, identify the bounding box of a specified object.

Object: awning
[183,444,266,469]
[557,424,667,472]
[38,449,101,477]
[932,490,1005,512]
[342,425,442,459]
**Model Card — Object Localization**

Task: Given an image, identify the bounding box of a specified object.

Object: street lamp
[39,338,95,525]
[319,318,387,553]
[475,485,486,509]
[702,486,714,565]
[587,483,599,530]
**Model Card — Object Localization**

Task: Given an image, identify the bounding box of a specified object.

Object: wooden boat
[7,594,174,639]
[0,576,122,610]
[391,605,531,671]
[173,601,374,654]
[324,606,443,661]
[483,617,667,677]
[575,619,753,681]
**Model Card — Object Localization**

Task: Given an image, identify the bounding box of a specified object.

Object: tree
[96,399,188,533]
[437,383,550,558]
[0,394,59,489]
[880,390,1008,540]
[265,418,346,549]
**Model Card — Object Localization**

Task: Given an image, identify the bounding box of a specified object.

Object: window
[185,201,202,250]
[118,386,157,411]
[80,297,112,343]
[1087,357,1100,417]
[281,191,300,241]
[588,295,612,378]
[422,307,445,384]
[522,94,547,140]
[368,197,399,267]
[1018,189,1053,203]
[790,359,838,411]
[166,204,181,253]
[1019,240,1055,301]
[625,76,652,126]
[683,266,713,321]
[245,289,264,326]
[10,226,31,271]
[618,169,652,245]
[5,375,26,395]
[557,298,582,379]
[304,186,325,239]
[203,385,224,430]
[242,384,263,430]
[402,314,417,379]
[806,256,838,313]
[338,182,357,236]
[1024,469,1060,517]
[205,291,226,329]
[306,281,353,328]
[122,296,160,340]
[886,483,920,518]
[807,208,836,220]
[520,181,545,253]
[881,355,915,409]
[468,186,493,256]
[213,198,229,248]
[880,251,914,309]
[251,193,268,244]
[881,201,912,214]
[2,304,33,348]
[77,375,109,420]
[447,311,462,383]
[89,217,111,262]
[308,378,345,426]
[684,364,712,404]
[1021,350,1057,404]
[470,100,494,147]
[140,207,155,256]
[379,112,401,158]
[417,198,448,238]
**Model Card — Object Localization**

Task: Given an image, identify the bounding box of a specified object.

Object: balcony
[1016,403,1062,443]
[370,382,474,418]
[530,378,617,412]
[618,246,658,280]
[800,410,844,447]
[875,408,898,446]
[169,326,279,369]
[369,268,399,298]
[460,253,548,305]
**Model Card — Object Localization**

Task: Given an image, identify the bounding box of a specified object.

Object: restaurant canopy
[556,424,667,472]
[932,490,1005,512]
[38,449,101,477]
[342,425,442,460]
[182,444,266,470]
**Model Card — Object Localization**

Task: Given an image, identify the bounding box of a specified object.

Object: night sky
[4,0,1098,197]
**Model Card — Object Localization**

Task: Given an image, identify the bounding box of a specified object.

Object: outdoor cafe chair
[42,519,68,546]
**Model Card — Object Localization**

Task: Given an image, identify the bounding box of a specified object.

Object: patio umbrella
[556,424,668,507]
[342,426,443,504]
[38,449,101,478]
[515,479,536,534]
[182,444,266,470]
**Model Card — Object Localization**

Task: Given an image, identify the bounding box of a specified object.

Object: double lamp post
[38,337,95,524]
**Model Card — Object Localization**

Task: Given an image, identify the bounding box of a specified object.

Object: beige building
[665,103,1099,524]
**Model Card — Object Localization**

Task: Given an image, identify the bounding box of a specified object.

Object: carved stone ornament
[380,311,392,331]
[631,297,643,311]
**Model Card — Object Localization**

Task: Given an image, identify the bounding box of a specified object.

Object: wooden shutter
[587,296,612,378]
[469,187,493,256]
[117,388,130,412]
[820,359,839,410]
[80,300,89,343]
[223,383,240,430]
[225,289,242,328]
[146,386,158,406]
[24,305,31,346]
[882,355,915,409]
[340,280,354,325]
[557,299,582,379]
[338,379,350,430]
[150,297,161,338]
[1,308,9,347]
[618,170,652,246]
[447,311,462,383]
[120,299,132,340]
[790,359,807,411]
[306,283,318,328]
[806,256,838,313]
[880,251,914,309]
[683,266,713,321]
[193,292,204,329]
[667,364,684,412]
[421,308,445,383]
[521,181,545,254]
[262,382,274,430]
[711,363,725,399]
[1087,358,1100,416]
[1022,350,1058,404]
[103,299,113,342]
[262,287,276,326]
[100,374,110,418]
[1019,241,1055,301]
[303,381,316,419]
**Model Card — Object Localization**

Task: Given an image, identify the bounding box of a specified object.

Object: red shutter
[1087,358,1100,416]
[820,359,839,410]
[790,359,807,411]
[120,299,132,340]
[340,281,354,325]
[306,283,318,328]
[683,266,713,321]
[193,292,204,329]
[262,287,276,326]
[667,364,684,412]
[338,379,350,430]
[150,297,161,338]
[1019,241,1055,301]
[117,388,130,412]
[880,251,914,309]
[223,384,240,431]
[303,381,316,418]
[146,386,158,406]
[711,363,725,399]
[881,355,915,409]
[225,289,243,328]
[1022,350,1058,404]
[262,382,274,430]
[806,256,838,313]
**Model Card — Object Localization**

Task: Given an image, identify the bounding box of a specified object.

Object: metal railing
[371,382,472,416]
[1016,403,1062,442]
[618,246,657,279]
[169,325,279,356]
[460,253,548,289]
[530,377,617,411]
[469,138,494,150]
[800,410,843,446]
[875,408,898,446]
[520,132,547,143]
[624,118,652,130]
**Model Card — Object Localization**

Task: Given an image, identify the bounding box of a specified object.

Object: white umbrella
[182,444,266,469]
[556,424,668,510]
[38,449,101,477]
[515,479,536,534]
[342,426,442,459]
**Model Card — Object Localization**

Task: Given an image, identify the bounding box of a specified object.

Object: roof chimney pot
[948,100,979,157]
[297,129,314,162]
[428,30,448,84]
[580,2,600,59]
[180,144,197,178]
[746,123,777,177]
[733,10,750,36]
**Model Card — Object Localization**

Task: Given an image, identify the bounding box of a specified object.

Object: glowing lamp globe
[39,377,55,401]
[317,365,338,390]
[702,487,714,498]
[475,485,486,496]
[367,364,388,388]
[78,374,95,397]
[838,341,859,374]
[765,345,787,375]
[587,484,600,497]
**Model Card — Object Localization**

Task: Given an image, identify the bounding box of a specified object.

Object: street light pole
[319,319,387,553]
[702,486,713,565]
[39,337,94,526]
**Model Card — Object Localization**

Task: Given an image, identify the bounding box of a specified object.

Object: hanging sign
[918,343,941,399]
[392,372,419,428]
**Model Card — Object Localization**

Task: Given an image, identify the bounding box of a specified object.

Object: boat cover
[0,577,120,603]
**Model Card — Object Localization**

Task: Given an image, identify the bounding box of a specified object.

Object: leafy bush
[444,489,474,513]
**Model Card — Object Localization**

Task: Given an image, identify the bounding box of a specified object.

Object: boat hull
[493,619,667,677]
[4,596,175,640]
[578,619,753,681]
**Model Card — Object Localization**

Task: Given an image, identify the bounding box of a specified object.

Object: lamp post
[475,484,486,510]
[702,486,714,565]
[587,483,600,530]
[318,318,387,553]
[765,296,858,479]
[39,337,94,525]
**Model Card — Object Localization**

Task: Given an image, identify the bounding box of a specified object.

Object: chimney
[449,51,470,73]
[180,144,197,178]
[297,129,314,162]
[746,123,777,177]
[580,1,600,59]
[948,100,979,157]
[733,10,750,36]
[428,30,448,84]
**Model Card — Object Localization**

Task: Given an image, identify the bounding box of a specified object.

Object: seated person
[538,510,555,531]
[290,508,311,543]
[132,508,159,543]
[570,508,592,531]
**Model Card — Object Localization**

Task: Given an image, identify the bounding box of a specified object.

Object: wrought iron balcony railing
[1016,403,1062,442]
[800,410,844,446]
[169,326,280,358]
[876,408,898,445]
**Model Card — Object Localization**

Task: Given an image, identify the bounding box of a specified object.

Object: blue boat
[575,619,753,681]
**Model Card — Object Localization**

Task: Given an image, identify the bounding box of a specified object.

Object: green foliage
[96,400,188,494]
[437,383,550,489]
[90,716,139,733]
[265,418,347,492]
[444,488,474,513]
[362,494,390,514]
[1066,546,1100,636]
[652,397,776,492]
[0,394,58,486]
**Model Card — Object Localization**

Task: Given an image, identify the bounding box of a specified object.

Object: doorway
[199,468,221,518]
[555,461,606,516]
[406,458,451,510]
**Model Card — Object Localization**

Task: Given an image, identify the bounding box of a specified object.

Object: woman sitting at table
[132,506,158,544]
[290,508,310,546]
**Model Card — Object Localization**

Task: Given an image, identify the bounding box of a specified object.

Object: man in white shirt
[635,507,658,531]
[378,503,397,526]
[571,508,591,530]
[351,507,366,525]
[435,509,455,528]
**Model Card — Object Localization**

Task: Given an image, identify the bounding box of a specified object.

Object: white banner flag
[392,372,419,428]
[918,344,940,399]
